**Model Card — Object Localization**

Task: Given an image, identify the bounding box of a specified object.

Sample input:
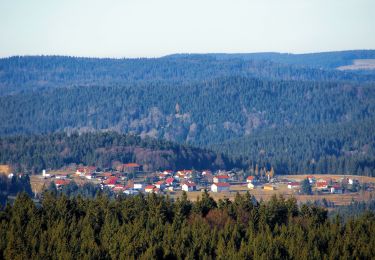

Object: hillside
[1,52,375,95]
[211,118,375,176]
[0,132,237,174]
[210,50,375,69]
[0,52,375,175]
[1,76,375,144]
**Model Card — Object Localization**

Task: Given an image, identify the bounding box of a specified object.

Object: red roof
[124,163,140,167]
[165,177,175,184]
[155,180,165,185]
[247,176,255,180]
[213,183,230,187]
[105,177,118,185]
[215,175,229,179]
[145,185,155,190]
[55,179,70,186]
[316,181,328,187]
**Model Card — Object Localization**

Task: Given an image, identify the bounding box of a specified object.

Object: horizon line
[1,49,374,60]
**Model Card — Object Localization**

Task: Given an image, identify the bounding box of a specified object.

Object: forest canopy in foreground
[0,192,374,259]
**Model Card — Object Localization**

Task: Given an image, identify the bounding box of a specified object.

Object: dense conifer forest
[0,191,374,259]
[0,132,236,173]
[0,51,375,175]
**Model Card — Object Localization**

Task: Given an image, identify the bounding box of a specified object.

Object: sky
[0,0,374,58]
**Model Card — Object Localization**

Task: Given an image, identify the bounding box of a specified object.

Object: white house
[331,185,343,194]
[133,183,143,190]
[213,175,229,183]
[211,182,230,192]
[247,182,255,189]
[288,182,300,190]
[145,185,155,193]
[246,176,255,183]
[42,169,51,179]
[182,182,197,192]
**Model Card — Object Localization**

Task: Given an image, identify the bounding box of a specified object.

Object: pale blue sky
[0,0,374,58]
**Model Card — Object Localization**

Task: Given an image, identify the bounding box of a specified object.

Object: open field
[282,174,375,183]
[172,186,374,206]
[337,59,375,70]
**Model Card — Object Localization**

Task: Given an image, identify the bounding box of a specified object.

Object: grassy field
[337,59,375,70]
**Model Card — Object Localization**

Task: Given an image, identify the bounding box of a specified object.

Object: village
[4,162,366,205]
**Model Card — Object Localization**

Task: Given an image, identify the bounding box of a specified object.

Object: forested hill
[0,52,375,175]
[1,52,375,95]
[211,118,375,176]
[1,76,375,144]
[0,132,237,173]
[207,50,375,69]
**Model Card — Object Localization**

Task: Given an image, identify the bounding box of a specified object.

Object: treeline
[0,174,33,206]
[0,192,374,259]
[0,132,237,174]
[214,118,375,176]
[1,53,374,95]
[211,50,375,69]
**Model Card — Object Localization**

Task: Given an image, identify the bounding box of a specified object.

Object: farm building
[211,182,230,192]
[145,185,155,193]
[182,182,197,192]
[246,176,255,183]
[213,175,229,183]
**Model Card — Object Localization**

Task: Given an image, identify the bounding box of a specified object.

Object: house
[133,183,143,190]
[288,182,301,190]
[211,182,230,192]
[316,179,328,189]
[182,182,197,192]
[55,174,68,180]
[0,164,12,174]
[76,166,96,176]
[105,177,119,187]
[213,175,229,183]
[155,180,165,189]
[307,176,315,184]
[165,177,175,186]
[163,170,174,175]
[118,163,142,173]
[247,182,255,189]
[42,169,51,178]
[246,176,255,183]
[85,172,95,180]
[202,170,212,176]
[331,184,343,194]
[113,185,126,192]
[145,185,155,193]
[263,184,275,191]
[124,189,139,195]
[54,179,70,188]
